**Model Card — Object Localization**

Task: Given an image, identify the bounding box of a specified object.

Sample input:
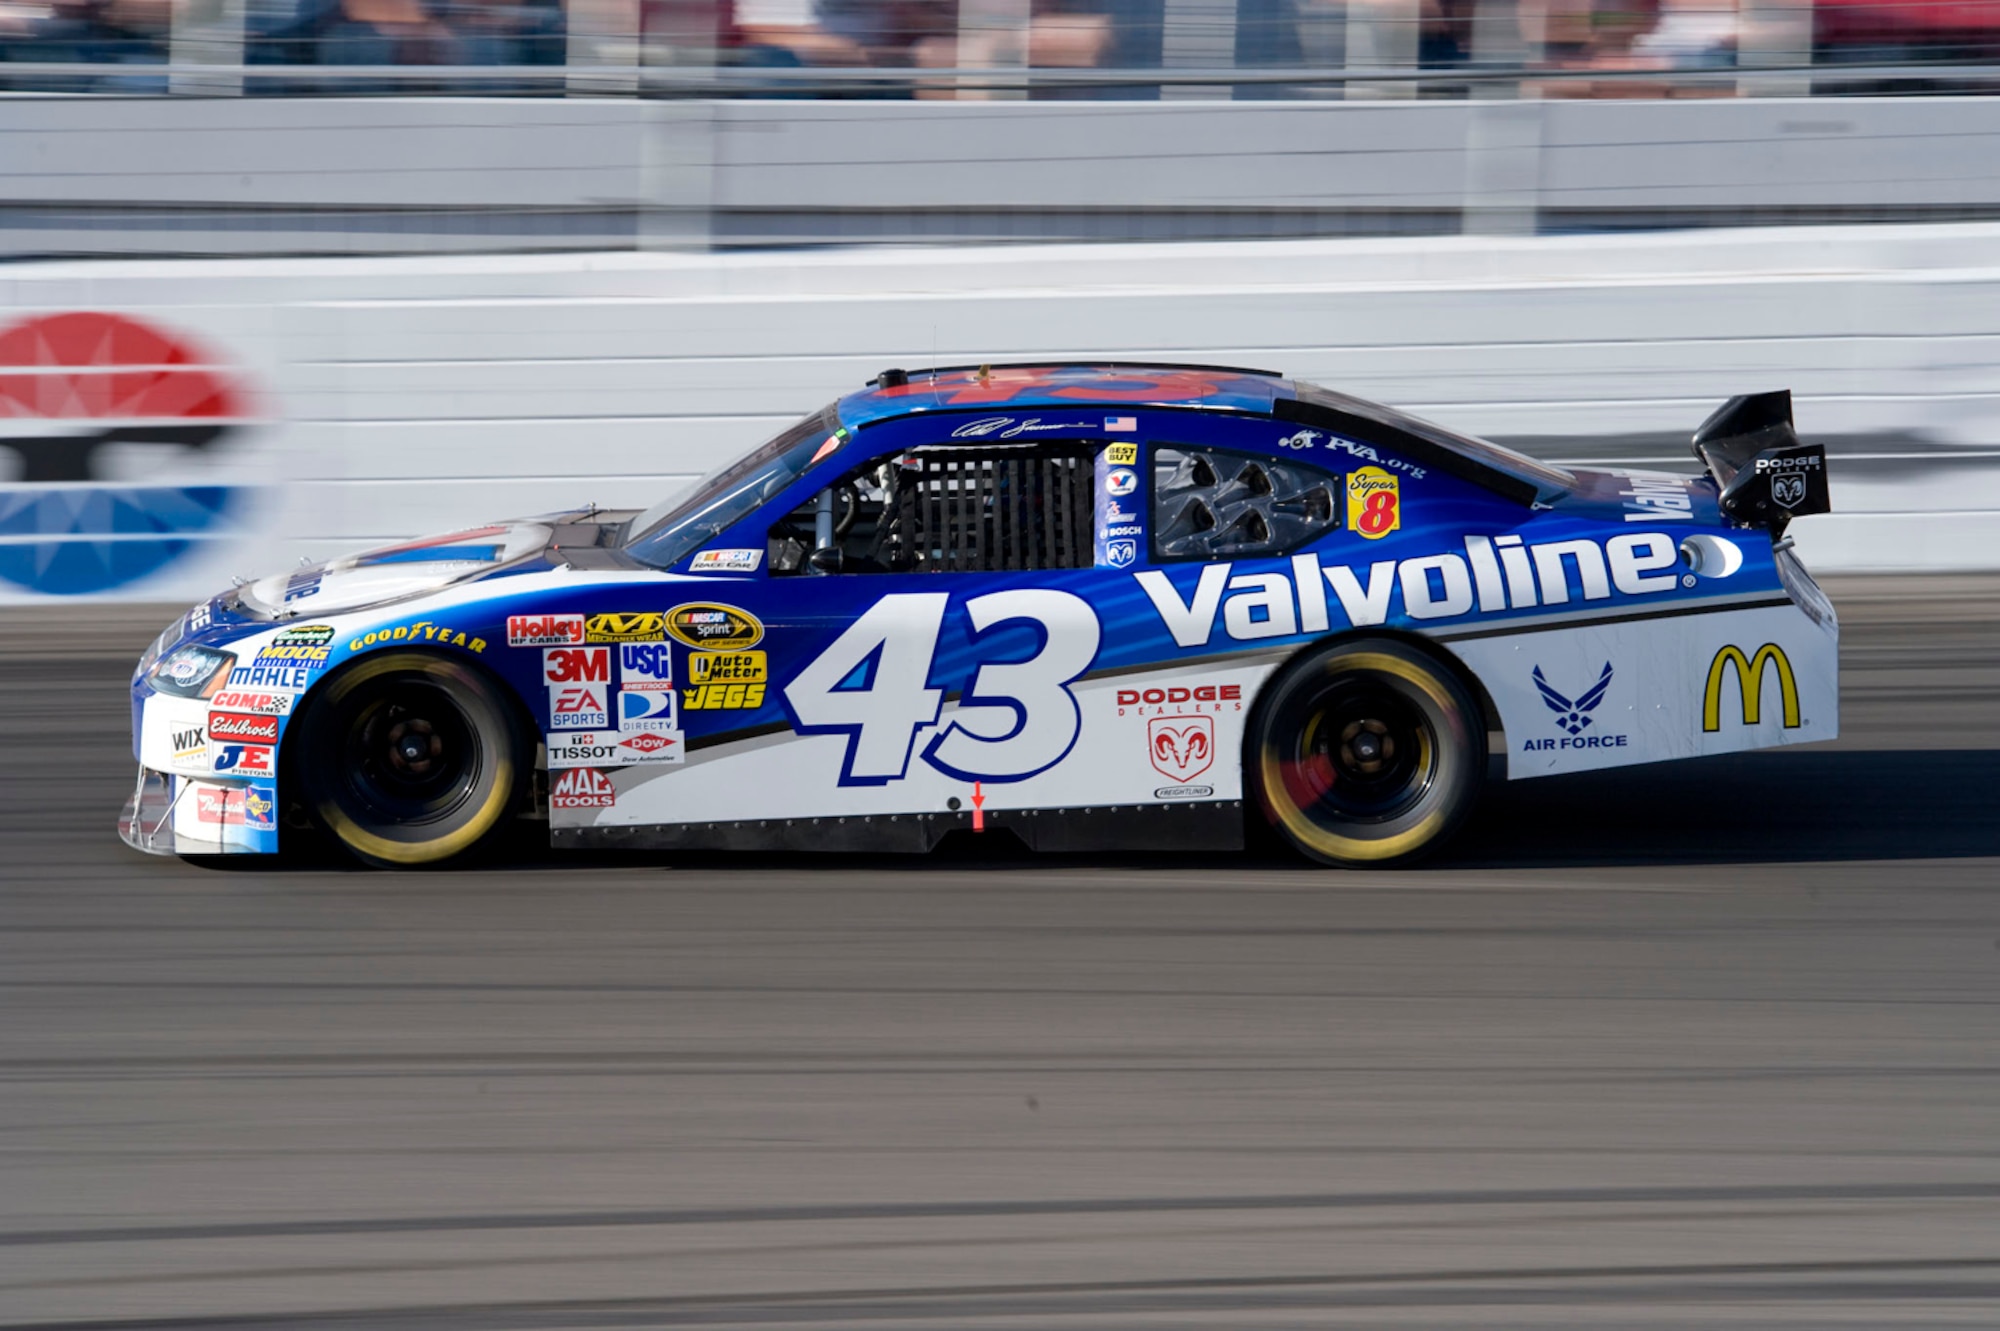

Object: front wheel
[292,652,525,867]
[1249,638,1483,867]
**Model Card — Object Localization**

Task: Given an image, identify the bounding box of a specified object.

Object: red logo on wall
[552,768,616,809]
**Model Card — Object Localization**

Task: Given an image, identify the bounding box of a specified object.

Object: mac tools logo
[1524,662,1628,752]
[0,312,260,596]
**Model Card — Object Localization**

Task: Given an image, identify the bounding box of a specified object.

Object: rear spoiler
[1690,390,1829,535]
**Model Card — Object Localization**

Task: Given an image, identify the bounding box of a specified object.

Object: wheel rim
[1276,675,1437,827]
[336,677,483,827]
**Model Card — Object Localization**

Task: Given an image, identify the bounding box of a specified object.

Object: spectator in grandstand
[0,0,169,89]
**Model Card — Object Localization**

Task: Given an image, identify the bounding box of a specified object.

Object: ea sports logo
[0,312,257,596]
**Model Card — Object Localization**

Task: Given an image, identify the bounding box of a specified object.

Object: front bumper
[118,766,279,857]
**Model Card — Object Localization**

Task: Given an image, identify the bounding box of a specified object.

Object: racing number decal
[783,591,1101,786]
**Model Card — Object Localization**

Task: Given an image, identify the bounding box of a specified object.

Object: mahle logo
[1703,644,1800,732]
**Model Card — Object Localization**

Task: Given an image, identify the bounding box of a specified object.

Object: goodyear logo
[1702,643,1800,732]
[666,603,763,651]
[1105,442,1138,466]
[586,612,665,644]
[688,651,766,685]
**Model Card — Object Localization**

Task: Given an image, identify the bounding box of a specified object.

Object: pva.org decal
[0,312,264,597]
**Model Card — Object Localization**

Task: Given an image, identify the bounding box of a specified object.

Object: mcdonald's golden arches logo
[1702,643,1800,732]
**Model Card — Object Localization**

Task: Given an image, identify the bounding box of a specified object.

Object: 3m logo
[1703,643,1800,732]
[207,711,279,743]
[551,767,616,809]
[543,646,609,684]
[585,612,665,644]
[509,613,584,647]
[665,603,763,651]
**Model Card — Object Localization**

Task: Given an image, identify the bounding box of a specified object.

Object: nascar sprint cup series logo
[0,312,262,597]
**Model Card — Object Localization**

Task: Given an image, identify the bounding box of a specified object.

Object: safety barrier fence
[0,221,1993,603]
[7,94,2000,258]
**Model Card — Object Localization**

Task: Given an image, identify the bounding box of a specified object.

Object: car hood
[238,520,561,619]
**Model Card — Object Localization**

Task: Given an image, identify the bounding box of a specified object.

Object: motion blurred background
[1,0,1999,601]
[6,9,2000,1329]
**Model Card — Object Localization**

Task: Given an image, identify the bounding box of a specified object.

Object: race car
[121,363,1838,868]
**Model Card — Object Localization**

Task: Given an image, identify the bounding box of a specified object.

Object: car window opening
[770,441,1098,575]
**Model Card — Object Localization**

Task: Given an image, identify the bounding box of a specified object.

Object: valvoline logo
[0,312,257,596]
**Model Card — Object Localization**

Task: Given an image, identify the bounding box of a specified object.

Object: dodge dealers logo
[1148,716,1214,782]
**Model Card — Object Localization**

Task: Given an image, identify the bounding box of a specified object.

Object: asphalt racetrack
[5,576,2000,1328]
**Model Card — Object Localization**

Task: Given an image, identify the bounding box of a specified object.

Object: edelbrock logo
[1134,532,1683,647]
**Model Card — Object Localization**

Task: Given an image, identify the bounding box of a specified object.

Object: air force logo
[1533,662,1613,735]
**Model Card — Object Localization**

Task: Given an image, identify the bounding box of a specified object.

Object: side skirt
[550,801,1246,854]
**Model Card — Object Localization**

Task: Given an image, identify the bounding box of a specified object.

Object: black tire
[292,652,524,868]
[1249,637,1483,867]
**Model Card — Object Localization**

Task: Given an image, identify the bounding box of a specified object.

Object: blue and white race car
[123,363,1837,868]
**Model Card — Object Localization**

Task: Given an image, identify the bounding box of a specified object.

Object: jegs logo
[509,613,584,647]
[207,710,279,743]
[552,767,616,809]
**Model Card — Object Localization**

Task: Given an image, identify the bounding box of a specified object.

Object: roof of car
[836,363,1290,428]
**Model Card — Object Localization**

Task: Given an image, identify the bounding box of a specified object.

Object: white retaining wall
[5,220,1999,603]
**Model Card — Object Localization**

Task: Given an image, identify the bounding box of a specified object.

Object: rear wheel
[1249,638,1482,867]
[293,652,523,867]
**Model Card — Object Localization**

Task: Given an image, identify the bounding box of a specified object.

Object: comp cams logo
[1703,643,1800,732]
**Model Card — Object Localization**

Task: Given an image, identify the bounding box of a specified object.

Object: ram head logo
[1148,716,1215,782]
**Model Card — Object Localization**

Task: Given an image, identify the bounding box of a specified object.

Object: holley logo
[509,613,583,647]
[1148,716,1214,782]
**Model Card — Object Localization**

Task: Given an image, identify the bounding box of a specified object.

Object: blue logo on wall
[0,312,253,597]
[1532,662,1613,735]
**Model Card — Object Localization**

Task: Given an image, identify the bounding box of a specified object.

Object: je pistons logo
[665,603,763,651]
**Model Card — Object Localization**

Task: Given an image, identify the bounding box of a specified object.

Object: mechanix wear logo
[1703,644,1800,732]
[585,612,666,644]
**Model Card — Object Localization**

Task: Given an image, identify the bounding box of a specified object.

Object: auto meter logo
[0,312,258,596]
[665,603,763,651]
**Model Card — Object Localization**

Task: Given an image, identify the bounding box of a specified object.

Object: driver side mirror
[806,545,844,575]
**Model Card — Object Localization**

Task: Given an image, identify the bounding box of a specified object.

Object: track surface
[4,578,2000,1328]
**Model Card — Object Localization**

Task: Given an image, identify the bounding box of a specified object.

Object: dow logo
[0,312,256,596]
